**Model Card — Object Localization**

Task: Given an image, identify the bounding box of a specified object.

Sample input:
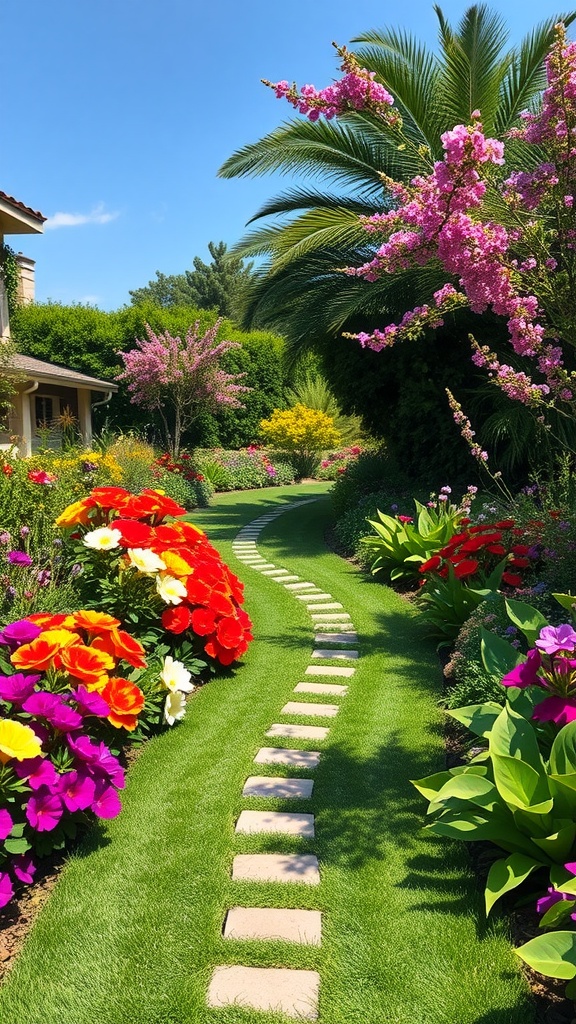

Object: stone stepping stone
[272,574,300,582]
[232,853,320,885]
[253,563,276,570]
[235,810,314,837]
[284,582,317,590]
[237,557,266,563]
[294,682,348,697]
[310,612,352,621]
[307,602,344,611]
[306,665,355,677]
[295,592,332,601]
[242,776,314,799]
[254,747,321,769]
[207,965,320,1018]
[266,723,329,741]
[282,701,339,718]
[223,907,322,945]
[312,648,359,660]
[315,632,358,643]
[261,568,289,576]
[315,625,355,633]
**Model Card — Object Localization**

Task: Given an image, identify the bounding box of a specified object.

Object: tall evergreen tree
[129,242,254,319]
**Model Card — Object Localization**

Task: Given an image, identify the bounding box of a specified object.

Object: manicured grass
[0,485,534,1023]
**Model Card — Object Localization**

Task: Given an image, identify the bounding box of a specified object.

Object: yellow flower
[0,719,42,764]
[162,550,194,578]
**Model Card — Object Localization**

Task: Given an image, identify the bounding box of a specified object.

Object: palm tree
[219,5,575,481]
[220,5,573,352]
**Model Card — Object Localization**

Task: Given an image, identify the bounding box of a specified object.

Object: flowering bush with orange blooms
[0,608,198,909]
[56,486,254,668]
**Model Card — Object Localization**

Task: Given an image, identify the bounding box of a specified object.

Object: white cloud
[44,202,120,230]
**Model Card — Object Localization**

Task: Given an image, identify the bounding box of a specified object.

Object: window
[35,394,58,429]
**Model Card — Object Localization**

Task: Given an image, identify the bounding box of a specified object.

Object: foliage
[333,487,413,559]
[129,241,255,319]
[316,444,363,480]
[0,245,21,319]
[10,303,287,448]
[117,321,250,457]
[260,404,341,478]
[330,447,406,518]
[194,446,294,490]
[361,487,472,585]
[285,370,363,444]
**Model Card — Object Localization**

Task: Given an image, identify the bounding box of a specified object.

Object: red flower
[397,515,413,523]
[27,469,57,485]
[452,559,479,579]
[495,519,515,529]
[161,606,193,634]
[502,571,523,587]
[216,616,245,649]
[89,486,132,511]
[190,608,217,636]
[419,554,442,574]
[2,464,13,476]
[512,544,530,555]
[511,556,530,568]
[204,635,239,666]
[109,519,154,547]
[486,544,506,555]
[549,511,562,520]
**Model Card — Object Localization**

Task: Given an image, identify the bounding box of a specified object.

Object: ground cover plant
[194,445,294,491]
[0,486,535,1023]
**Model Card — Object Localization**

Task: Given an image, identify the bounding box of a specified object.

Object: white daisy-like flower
[156,573,187,605]
[164,690,186,726]
[160,655,195,693]
[82,527,122,551]
[127,547,166,574]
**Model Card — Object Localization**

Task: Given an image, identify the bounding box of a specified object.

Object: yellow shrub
[260,405,341,478]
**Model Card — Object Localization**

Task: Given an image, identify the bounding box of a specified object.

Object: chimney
[16,253,35,304]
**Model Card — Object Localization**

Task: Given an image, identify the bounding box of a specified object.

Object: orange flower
[71,610,122,634]
[100,677,145,731]
[59,645,115,688]
[89,486,132,511]
[28,613,70,630]
[177,521,206,544]
[12,629,80,672]
[55,498,95,528]
[151,524,184,546]
[122,490,186,521]
[92,629,147,669]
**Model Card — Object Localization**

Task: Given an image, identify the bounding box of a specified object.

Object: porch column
[77,389,92,447]
[20,392,33,456]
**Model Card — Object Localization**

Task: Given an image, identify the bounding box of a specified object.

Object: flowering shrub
[361,485,476,585]
[195,447,294,491]
[316,445,363,480]
[56,486,254,668]
[0,609,197,908]
[260,404,341,478]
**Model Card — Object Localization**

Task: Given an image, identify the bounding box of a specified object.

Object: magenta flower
[0,672,41,705]
[13,756,58,791]
[533,695,576,726]
[7,551,33,567]
[0,620,42,650]
[0,872,14,908]
[11,854,36,885]
[26,790,63,832]
[22,691,82,732]
[535,624,576,655]
[91,779,122,819]
[73,685,110,718]
[501,649,543,688]
[57,770,96,813]
[536,887,576,916]
[0,808,13,841]
[68,736,125,789]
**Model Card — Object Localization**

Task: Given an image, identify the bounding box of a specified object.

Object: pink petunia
[501,649,543,688]
[57,770,96,813]
[0,808,13,841]
[0,872,14,908]
[13,756,58,791]
[91,780,122,820]
[11,854,36,885]
[26,790,63,832]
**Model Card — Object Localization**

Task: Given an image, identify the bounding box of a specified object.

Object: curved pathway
[208,501,358,1020]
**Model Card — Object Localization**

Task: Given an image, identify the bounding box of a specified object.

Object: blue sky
[1,0,572,310]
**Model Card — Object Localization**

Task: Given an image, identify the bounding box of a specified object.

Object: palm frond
[496,13,576,133]
[247,188,383,223]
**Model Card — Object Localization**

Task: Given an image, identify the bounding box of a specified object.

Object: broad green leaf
[550,722,576,776]
[411,765,487,800]
[553,593,576,615]
[540,899,576,929]
[516,931,576,979]
[505,598,548,645]
[481,627,524,682]
[426,816,544,857]
[485,853,540,915]
[427,774,498,815]
[447,702,502,737]
[532,822,576,861]
[489,704,546,773]
[3,837,31,855]
[492,753,550,809]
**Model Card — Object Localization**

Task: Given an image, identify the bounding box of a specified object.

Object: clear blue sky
[1,0,572,310]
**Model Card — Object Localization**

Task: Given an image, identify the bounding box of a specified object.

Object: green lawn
[0,485,534,1023]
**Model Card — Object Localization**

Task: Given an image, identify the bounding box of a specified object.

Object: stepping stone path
[208,500,360,1019]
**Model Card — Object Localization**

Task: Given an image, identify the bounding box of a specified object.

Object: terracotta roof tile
[0,192,46,223]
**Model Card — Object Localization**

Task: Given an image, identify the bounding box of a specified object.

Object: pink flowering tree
[265,25,576,471]
[117,320,250,457]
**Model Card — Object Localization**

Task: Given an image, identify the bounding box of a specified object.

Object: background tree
[117,321,250,457]
[129,241,255,319]
[219,5,575,481]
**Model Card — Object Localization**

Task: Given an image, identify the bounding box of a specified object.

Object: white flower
[160,655,195,693]
[156,573,187,605]
[127,547,166,574]
[164,690,186,726]
[82,527,122,551]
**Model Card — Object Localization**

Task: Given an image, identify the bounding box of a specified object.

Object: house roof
[11,353,118,392]
[0,192,46,235]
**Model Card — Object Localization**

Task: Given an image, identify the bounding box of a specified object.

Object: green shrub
[331,447,408,519]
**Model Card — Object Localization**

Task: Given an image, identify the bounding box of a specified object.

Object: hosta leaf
[539,899,576,929]
[485,853,540,915]
[550,722,576,776]
[505,598,548,645]
[447,702,502,737]
[552,593,576,615]
[532,822,576,861]
[481,627,524,682]
[516,931,576,979]
[411,765,486,800]
[491,753,549,809]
